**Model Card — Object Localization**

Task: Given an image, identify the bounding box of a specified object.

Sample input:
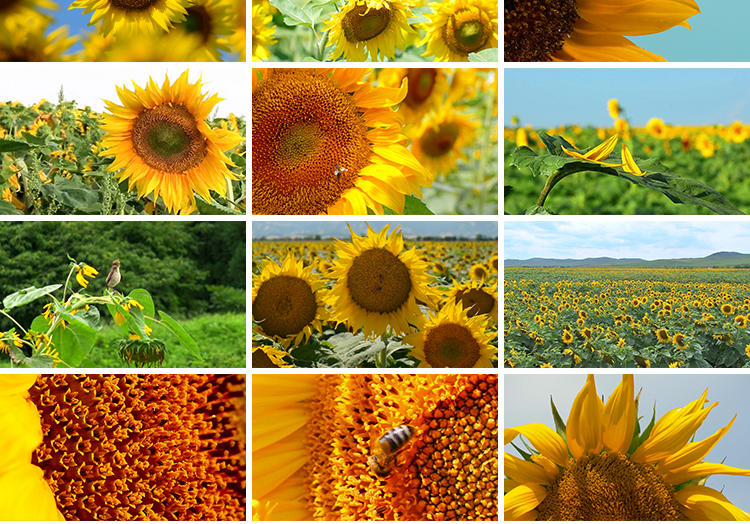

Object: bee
[367,424,416,477]
[334,163,348,181]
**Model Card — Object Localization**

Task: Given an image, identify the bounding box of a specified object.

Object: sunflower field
[504,267,750,369]
[252,223,498,368]
[252,68,498,215]
[505,105,750,215]
[0,77,246,215]
[252,0,497,62]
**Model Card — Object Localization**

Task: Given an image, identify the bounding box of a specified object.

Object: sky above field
[253,221,499,239]
[504,221,750,261]
[505,68,750,129]
[1,64,247,116]
[504,374,750,513]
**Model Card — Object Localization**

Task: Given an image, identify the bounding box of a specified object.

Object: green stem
[475,92,495,215]
[536,171,575,208]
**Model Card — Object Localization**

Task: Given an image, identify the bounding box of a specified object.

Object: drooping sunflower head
[252,251,330,348]
[445,279,498,324]
[403,300,497,368]
[252,68,433,215]
[505,374,750,521]
[322,0,417,62]
[327,223,438,338]
[100,70,244,214]
[68,0,191,37]
[420,0,498,62]
[408,105,478,176]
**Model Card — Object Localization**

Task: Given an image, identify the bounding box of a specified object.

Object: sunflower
[166,0,234,61]
[505,374,750,520]
[252,342,292,368]
[404,300,496,367]
[322,0,417,62]
[445,279,498,324]
[327,223,437,338]
[82,30,205,61]
[74,263,98,288]
[252,68,433,215]
[376,68,450,126]
[722,303,735,315]
[467,262,490,282]
[673,332,687,349]
[100,70,244,214]
[408,106,478,175]
[251,0,276,61]
[225,0,246,60]
[505,0,701,62]
[656,327,670,343]
[0,0,56,31]
[252,252,330,348]
[253,374,498,520]
[562,329,573,344]
[0,20,77,61]
[68,0,191,37]
[420,0,498,62]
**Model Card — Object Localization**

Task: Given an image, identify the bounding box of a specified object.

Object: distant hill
[504,251,750,269]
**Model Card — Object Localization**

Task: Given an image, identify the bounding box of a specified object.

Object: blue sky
[505,373,750,513]
[504,220,750,261]
[505,68,750,129]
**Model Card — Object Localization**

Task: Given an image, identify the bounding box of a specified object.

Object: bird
[106,260,121,291]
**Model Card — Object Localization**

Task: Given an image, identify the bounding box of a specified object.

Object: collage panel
[505,373,750,520]
[251,67,498,216]
[0,220,246,369]
[253,373,498,520]
[1,373,246,519]
[252,220,498,369]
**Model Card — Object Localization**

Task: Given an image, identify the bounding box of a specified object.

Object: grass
[1,312,246,368]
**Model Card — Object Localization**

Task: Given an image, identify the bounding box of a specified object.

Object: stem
[475,92,495,215]
[62,266,75,303]
[536,171,575,208]
[225,177,235,210]
[0,309,27,335]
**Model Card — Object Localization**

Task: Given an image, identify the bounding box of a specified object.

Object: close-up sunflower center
[252,70,371,215]
[504,0,579,61]
[536,451,685,521]
[455,288,494,316]
[252,275,318,338]
[132,104,207,174]
[420,122,460,158]
[423,322,481,366]
[405,69,437,107]
[342,4,392,42]
[444,7,491,54]
[346,247,412,314]
[109,0,157,11]
[182,5,214,43]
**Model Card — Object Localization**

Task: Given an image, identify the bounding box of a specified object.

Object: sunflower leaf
[0,201,22,215]
[3,284,62,310]
[270,0,322,28]
[157,310,203,361]
[402,195,435,215]
[0,139,32,153]
[468,48,498,62]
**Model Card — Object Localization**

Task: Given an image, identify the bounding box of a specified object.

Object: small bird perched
[106,260,121,291]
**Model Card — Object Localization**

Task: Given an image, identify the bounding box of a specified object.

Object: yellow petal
[504,484,547,521]
[505,452,555,485]
[0,463,63,520]
[602,374,635,454]
[621,143,645,176]
[566,375,604,459]
[674,485,750,521]
[655,415,735,478]
[576,0,700,37]
[664,462,750,487]
[505,423,569,466]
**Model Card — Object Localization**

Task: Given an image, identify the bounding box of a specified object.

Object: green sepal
[550,395,568,447]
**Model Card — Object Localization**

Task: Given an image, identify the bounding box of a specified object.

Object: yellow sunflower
[252,68,433,215]
[467,261,490,282]
[100,70,244,214]
[251,0,276,61]
[165,0,234,61]
[504,0,701,62]
[420,0,498,62]
[505,374,750,520]
[445,279,498,324]
[0,20,77,61]
[226,0,246,60]
[408,106,478,175]
[327,223,438,338]
[0,0,56,31]
[253,374,498,520]
[403,300,496,367]
[252,252,329,349]
[322,0,417,61]
[68,0,191,37]
[376,67,450,126]
[81,30,205,61]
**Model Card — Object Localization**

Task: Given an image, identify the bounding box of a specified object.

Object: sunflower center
[252,69,372,215]
[109,0,157,11]
[346,248,412,314]
[420,122,460,158]
[455,288,494,317]
[535,452,686,521]
[342,4,391,42]
[422,322,481,367]
[132,104,207,174]
[0,0,19,13]
[180,5,214,44]
[443,7,491,55]
[253,275,318,338]
[504,0,579,62]
[405,69,437,108]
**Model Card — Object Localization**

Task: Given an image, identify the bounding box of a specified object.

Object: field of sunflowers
[504,111,750,215]
[0,82,246,215]
[504,267,750,369]
[252,223,498,368]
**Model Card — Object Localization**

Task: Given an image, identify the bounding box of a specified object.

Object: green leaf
[403,195,435,215]
[57,303,103,331]
[468,48,498,62]
[0,139,32,153]
[269,0,322,28]
[3,284,62,310]
[525,205,553,215]
[128,289,155,318]
[302,56,322,62]
[158,310,202,360]
[0,201,22,215]
[52,321,97,367]
[38,177,100,210]
[194,194,243,215]
[22,354,58,368]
